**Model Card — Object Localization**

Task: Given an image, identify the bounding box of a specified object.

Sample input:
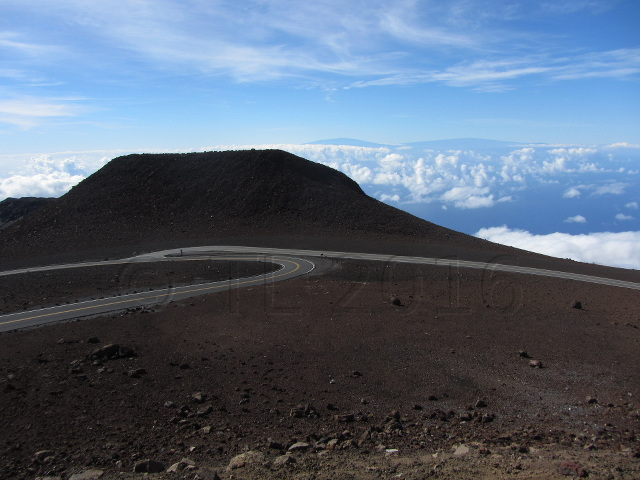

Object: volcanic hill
[0,149,504,267]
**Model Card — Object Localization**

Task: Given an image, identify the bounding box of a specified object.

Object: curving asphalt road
[0,253,314,333]
[1,245,638,333]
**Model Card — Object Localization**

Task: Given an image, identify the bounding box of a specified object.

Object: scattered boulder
[391,296,402,306]
[68,470,103,480]
[384,410,403,431]
[167,458,196,473]
[272,454,296,470]
[475,399,487,408]
[529,359,543,368]
[128,368,146,378]
[133,459,165,473]
[227,451,265,470]
[481,413,495,423]
[290,404,319,418]
[453,444,470,456]
[519,350,531,358]
[335,413,355,423]
[196,405,213,416]
[459,412,473,422]
[357,429,372,447]
[34,450,55,463]
[326,438,340,450]
[192,392,207,403]
[88,344,135,362]
[268,439,284,450]
[585,396,598,404]
[288,442,311,452]
[558,461,588,477]
[571,301,583,310]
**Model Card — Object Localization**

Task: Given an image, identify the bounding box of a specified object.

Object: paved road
[1,245,638,333]
[155,246,640,290]
[0,253,314,333]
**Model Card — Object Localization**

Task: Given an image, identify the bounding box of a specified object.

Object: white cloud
[440,186,495,209]
[380,193,400,203]
[626,202,638,209]
[615,213,634,221]
[563,186,583,198]
[607,142,640,149]
[0,153,111,200]
[565,215,586,223]
[592,182,627,196]
[0,172,84,199]
[475,226,640,269]
[1,142,638,220]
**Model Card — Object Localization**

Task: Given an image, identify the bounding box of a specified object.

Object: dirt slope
[0,197,55,229]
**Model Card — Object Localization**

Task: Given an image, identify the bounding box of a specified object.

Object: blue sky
[1,0,640,268]
[2,0,639,149]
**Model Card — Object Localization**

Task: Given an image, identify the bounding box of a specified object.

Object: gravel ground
[1,258,638,479]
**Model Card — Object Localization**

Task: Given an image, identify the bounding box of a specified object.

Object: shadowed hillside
[0,197,55,229]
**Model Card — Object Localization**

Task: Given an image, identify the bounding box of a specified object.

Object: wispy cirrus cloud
[0,97,84,129]
[348,48,640,91]
[0,31,60,56]
[540,0,619,15]
[4,0,638,90]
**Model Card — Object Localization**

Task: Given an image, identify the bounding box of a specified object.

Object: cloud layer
[2,141,639,211]
[1,141,638,270]
[0,153,108,199]
[476,226,640,270]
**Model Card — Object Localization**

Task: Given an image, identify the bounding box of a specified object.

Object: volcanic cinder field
[0,150,639,479]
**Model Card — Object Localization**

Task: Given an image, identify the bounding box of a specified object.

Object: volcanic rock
[133,459,165,473]
[68,471,103,480]
[227,451,266,470]
[272,454,296,470]
[88,344,135,361]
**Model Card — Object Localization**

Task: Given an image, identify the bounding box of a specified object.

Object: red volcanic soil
[0,150,639,479]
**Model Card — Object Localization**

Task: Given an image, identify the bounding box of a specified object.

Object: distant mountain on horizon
[304,138,390,148]
[306,137,526,151]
